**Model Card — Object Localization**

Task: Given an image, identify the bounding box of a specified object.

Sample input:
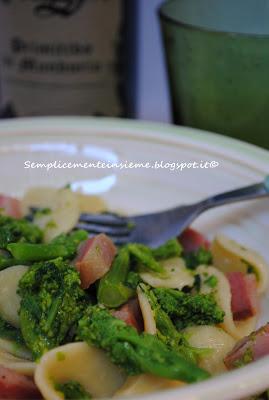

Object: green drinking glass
[159,0,269,149]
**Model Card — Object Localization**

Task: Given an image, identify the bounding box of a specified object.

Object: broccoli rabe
[77,305,210,383]
[184,248,212,270]
[127,244,164,273]
[204,275,218,288]
[0,215,43,249]
[7,230,88,262]
[55,381,92,400]
[126,271,142,290]
[151,239,182,260]
[51,230,88,254]
[97,239,181,307]
[127,240,182,274]
[138,284,210,364]
[97,247,134,308]
[18,258,87,359]
[154,288,224,329]
[0,255,30,271]
[0,315,25,346]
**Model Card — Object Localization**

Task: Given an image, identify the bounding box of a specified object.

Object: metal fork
[76,176,269,247]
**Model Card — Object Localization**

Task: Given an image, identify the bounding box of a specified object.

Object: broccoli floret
[77,305,210,383]
[204,275,218,288]
[55,381,92,399]
[50,230,88,256]
[138,284,210,364]
[184,248,212,270]
[154,288,224,329]
[97,240,182,308]
[0,215,43,249]
[127,243,164,273]
[151,239,182,260]
[18,258,88,359]
[126,271,142,290]
[127,239,182,274]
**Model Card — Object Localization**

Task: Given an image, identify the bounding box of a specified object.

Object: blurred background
[0,1,170,122]
[1,0,269,149]
[134,0,171,123]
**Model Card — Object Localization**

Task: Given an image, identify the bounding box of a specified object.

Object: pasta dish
[0,187,268,399]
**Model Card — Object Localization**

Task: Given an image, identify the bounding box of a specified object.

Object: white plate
[0,116,269,400]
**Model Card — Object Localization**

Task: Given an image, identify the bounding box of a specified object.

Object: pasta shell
[77,193,107,213]
[197,265,257,340]
[35,342,126,400]
[32,188,80,242]
[115,374,184,397]
[137,287,156,334]
[0,265,28,327]
[211,234,269,294]
[140,257,194,290]
[22,186,106,215]
[0,349,36,376]
[0,339,32,360]
[183,325,235,374]
[21,187,59,215]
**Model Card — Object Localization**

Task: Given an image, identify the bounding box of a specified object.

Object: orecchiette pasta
[22,188,107,242]
[183,325,235,374]
[77,193,107,213]
[22,186,107,215]
[211,234,269,294]
[140,257,194,290]
[137,286,156,334]
[114,374,184,397]
[197,265,257,339]
[1,182,267,399]
[0,265,28,327]
[0,349,36,376]
[31,188,80,242]
[0,338,32,360]
[35,342,126,400]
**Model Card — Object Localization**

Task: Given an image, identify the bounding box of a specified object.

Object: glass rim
[158,0,269,39]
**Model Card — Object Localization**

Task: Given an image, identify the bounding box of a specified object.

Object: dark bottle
[0,0,129,117]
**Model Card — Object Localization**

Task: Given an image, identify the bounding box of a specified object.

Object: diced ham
[75,233,117,289]
[224,323,269,369]
[226,272,259,321]
[112,298,144,332]
[0,366,41,399]
[0,195,22,219]
[178,227,210,253]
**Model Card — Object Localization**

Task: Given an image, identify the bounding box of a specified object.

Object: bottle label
[0,0,123,116]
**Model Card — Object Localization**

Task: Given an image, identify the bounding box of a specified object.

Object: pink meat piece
[225,324,269,369]
[178,227,210,253]
[226,272,259,321]
[112,298,143,332]
[0,195,22,218]
[0,366,41,399]
[75,233,117,289]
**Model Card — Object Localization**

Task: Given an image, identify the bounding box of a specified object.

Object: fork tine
[112,236,130,246]
[75,222,132,237]
[79,213,128,226]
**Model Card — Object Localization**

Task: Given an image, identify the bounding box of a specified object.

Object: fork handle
[200,175,269,210]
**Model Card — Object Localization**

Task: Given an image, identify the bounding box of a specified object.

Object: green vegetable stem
[7,230,88,262]
[97,247,134,308]
[77,305,210,383]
